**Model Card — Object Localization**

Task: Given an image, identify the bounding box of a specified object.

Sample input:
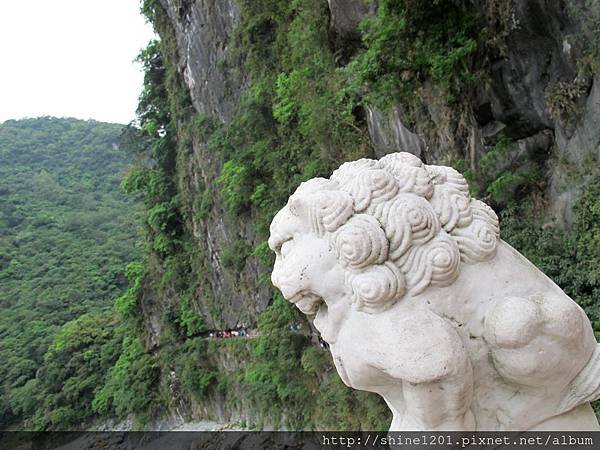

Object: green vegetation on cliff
[349,0,478,106]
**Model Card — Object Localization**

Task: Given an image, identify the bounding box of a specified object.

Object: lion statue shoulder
[269,152,600,431]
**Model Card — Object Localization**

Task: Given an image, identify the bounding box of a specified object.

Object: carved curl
[451,200,500,263]
[334,214,389,269]
[349,262,406,313]
[430,188,472,232]
[369,194,440,260]
[339,168,399,212]
[397,233,461,294]
[379,152,434,198]
[426,165,470,195]
[331,159,379,187]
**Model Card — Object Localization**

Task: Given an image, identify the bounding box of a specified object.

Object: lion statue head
[269,152,499,319]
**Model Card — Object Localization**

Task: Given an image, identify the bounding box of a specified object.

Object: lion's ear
[314,190,354,233]
[290,191,354,235]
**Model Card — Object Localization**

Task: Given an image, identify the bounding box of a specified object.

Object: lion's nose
[271,271,300,300]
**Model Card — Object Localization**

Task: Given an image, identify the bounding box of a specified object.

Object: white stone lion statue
[268,152,600,431]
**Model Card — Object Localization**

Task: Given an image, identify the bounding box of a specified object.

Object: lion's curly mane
[284,152,500,313]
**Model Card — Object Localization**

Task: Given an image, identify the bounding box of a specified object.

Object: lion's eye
[280,239,293,258]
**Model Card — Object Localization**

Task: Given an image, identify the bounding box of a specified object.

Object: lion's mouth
[290,292,340,345]
[289,292,323,315]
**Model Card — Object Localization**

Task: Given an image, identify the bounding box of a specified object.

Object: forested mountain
[0,117,142,429]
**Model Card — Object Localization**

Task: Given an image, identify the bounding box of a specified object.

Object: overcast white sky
[0,1,156,124]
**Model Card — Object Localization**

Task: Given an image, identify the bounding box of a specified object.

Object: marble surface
[269,152,600,431]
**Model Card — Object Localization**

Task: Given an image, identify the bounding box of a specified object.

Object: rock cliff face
[159,0,243,124]
[141,1,270,336]
[140,0,599,427]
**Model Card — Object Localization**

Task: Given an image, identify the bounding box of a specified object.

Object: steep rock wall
[149,0,269,335]
[159,0,244,124]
